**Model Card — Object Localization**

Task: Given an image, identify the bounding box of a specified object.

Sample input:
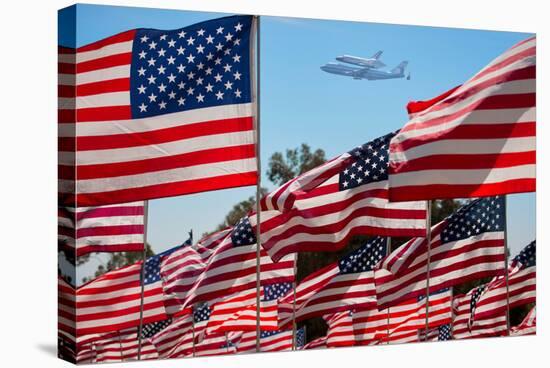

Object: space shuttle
[335,50,386,69]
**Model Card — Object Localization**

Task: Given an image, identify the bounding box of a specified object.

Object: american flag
[149,312,193,358]
[418,324,452,341]
[511,305,536,336]
[258,132,427,262]
[472,240,536,322]
[75,249,172,335]
[388,36,536,201]
[236,327,305,353]
[452,290,507,339]
[278,237,387,326]
[58,276,76,346]
[352,306,390,346]
[161,216,295,313]
[58,202,144,257]
[302,335,327,350]
[324,310,355,347]
[206,283,291,334]
[89,328,158,363]
[58,15,257,207]
[375,196,506,309]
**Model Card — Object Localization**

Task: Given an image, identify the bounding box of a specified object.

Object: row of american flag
[58,14,536,363]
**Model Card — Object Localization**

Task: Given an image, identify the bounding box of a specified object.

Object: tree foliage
[266,144,326,186]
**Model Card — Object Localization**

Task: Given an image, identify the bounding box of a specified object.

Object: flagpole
[449,287,455,339]
[118,331,123,361]
[192,316,196,357]
[386,237,391,345]
[225,332,229,353]
[136,200,149,360]
[424,200,432,341]
[503,195,511,335]
[292,253,297,351]
[252,14,262,353]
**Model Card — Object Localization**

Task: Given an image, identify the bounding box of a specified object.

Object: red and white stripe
[161,232,294,313]
[511,305,536,336]
[388,36,536,201]
[473,266,535,321]
[236,330,294,353]
[257,149,426,262]
[58,30,257,207]
[452,292,507,339]
[58,202,144,256]
[324,311,355,347]
[352,306,390,345]
[58,277,76,344]
[375,221,504,309]
[302,335,327,350]
[206,288,278,334]
[194,333,238,357]
[150,313,193,358]
[76,262,167,335]
[92,328,158,363]
[278,261,376,327]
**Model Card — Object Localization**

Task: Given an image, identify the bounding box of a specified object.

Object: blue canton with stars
[296,327,306,348]
[338,236,387,274]
[417,287,450,302]
[142,245,180,285]
[339,131,396,191]
[130,15,252,118]
[512,240,536,269]
[437,324,452,341]
[441,196,505,244]
[263,282,292,301]
[230,216,256,246]
[140,318,172,339]
[469,284,487,326]
[193,302,211,323]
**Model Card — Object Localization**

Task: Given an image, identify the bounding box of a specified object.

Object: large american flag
[75,250,171,335]
[278,237,387,326]
[58,202,144,257]
[375,196,505,309]
[324,311,355,347]
[388,36,536,201]
[58,15,257,207]
[452,290,507,339]
[472,240,536,322]
[258,132,427,262]
[161,216,294,313]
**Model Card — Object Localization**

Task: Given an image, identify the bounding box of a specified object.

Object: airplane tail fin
[371,50,383,60]
[391,61,408,75]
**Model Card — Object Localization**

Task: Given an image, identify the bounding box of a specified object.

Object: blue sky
[60,4,535,282]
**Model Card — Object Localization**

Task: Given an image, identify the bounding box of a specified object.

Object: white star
[167,73,176,83]
[206,35,214,44]
[178,81,186,89]
[148,93,157,102]
[215,90,224,100]
[140,35,149,43]
[137,67,146,76]
[176,46,185,55]
[159,100,167,109]
[177,64,186,73]
[224,81,233,90]
[215,42,224,51]
[178,30,186,38]
[166,56,176,65]
[224,48,231,56]
[233,38,241,46]
[148,41,157,49]
[205,83,214,92]
[235,23,243,31]
[137,84,146,94]
[187,87,194,95]
[158,83,167,92]
[214,73,223,82]
[233,54,241,63]
[168,91,176,99]
[234,89,242,98]
[225,32,233,42]
[160,34,167,41]
[186,36,195,45]
[196,44,205,54]
[138,103,147,112]
[196,93,205,102]
[147,75,157,84]
[167,39,176,47]
[197,28,205,36]
[187,71,195,79]
[214,57,222,65]
[196,77,204,85]
[147,57,156,66]
[177,97,185,106]
[233,71,242,80]
[343,181,349,187]
[157,48,166,57]
[216,26,224,34]
[197,62,204,70]
[157,65,166,74]
[206,52,214,61]
[138,50,147,59]
[186,54,195,63]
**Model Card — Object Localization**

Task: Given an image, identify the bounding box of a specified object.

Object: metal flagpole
[252,15,262,353]
[386,237,391,344]
[503,195,511,335]
[118,331,124,361]
[136,200,149,360]
[424,200,432,341]
[192,315,196,357]
[225,332,229,353]
[292,254,298,350]
[449,286,454,339]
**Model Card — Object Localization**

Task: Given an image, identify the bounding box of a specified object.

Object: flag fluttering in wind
[58,15,258,207]
[259,132,427,262]
[375,196,505,309]
[388,36,536,201]
[511,306,536,336]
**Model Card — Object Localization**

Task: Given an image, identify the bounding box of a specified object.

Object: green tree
[267,143,326,186]
[212,187,268,233]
